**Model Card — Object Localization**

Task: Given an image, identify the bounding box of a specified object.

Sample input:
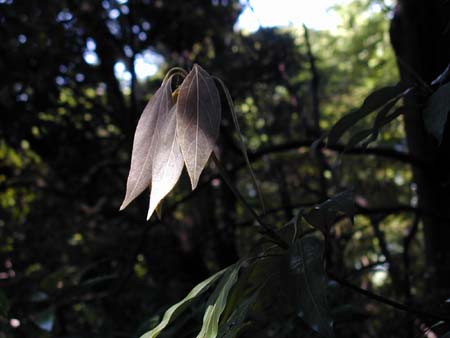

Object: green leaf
[364,104,405,147]
[141,267,228,338]
[30,291,49,303]
[345,129,373,151]
[431,63,450,85]
[196,262,243,338]
[176,64,221,190]
[31,307,55,332]
[344,103,407,150]
[305,191,355,235]
[218,286,261,338]
[423,82,450,144]
[289,235,334,338]
[327,85,406,145]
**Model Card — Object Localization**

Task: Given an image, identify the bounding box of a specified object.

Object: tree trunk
[390,0,450,292]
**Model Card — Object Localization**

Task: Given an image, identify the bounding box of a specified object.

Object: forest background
[1,0,450,337]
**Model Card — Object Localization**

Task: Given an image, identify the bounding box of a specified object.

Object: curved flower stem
[213,76,266,215]
[211,152,288,249]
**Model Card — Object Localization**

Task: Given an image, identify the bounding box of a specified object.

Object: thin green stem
[213,76,266,215]
[211,152,288,249]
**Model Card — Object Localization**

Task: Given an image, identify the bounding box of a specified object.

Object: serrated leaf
[120,77,174,211]
[197,262,242,338]
[423,82,450,144]
[147,106,184,220]
[176,64,221,190]
[32,307,55,332]
[327,85,405,145]
[141,267,228,338]
[290,235,334,338]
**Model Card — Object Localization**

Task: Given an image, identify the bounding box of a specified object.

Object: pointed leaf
[327,85,406,145]
[290,235,334,338]
[176,64,221,190]
[305,191,355,235]
[197,262,242,338]
[141,267,228,338]
[431,63,450,86]
[30,291,49,303]
[361,104,405,148]
[120,77,174,210]
[32,307,55,332]
[345,129,373,151]
[218,286,261,338]
[423,82,450,144]
[147,106,184,220]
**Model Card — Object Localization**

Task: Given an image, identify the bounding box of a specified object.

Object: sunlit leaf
[176,64,221,190]
[141,267,228,338]
[327,85,406,145]
[120,77,174,211]
[147,106,184,220]
[423,82,450,144]
[197,262,242,338]
[31,307,55,332]
[289,235,334,338]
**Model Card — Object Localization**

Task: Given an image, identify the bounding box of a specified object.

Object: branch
[369,218,402,289]
[211,153,288,249]
[303,24,320,132]
[250,140,423,167]
[329,273,450,322]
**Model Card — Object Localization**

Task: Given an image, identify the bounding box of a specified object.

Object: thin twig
[211,152,288,248]
[370,218,402,289]
[330,273,450,322]
[403,214,420,304]
[213,76,266,214]
[303,24,329,200]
